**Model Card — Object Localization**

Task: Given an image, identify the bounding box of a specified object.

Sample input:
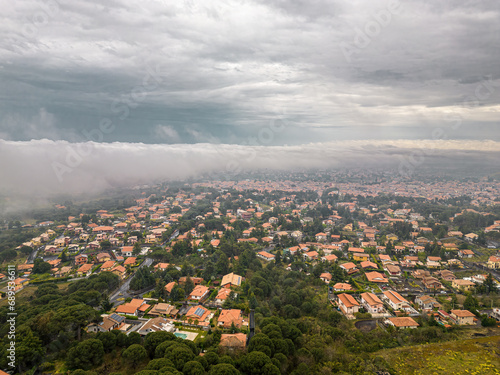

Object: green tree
[33,258,52,274]
[100,240,111,249]
[97,331,116,352]
[127,331,142,346]
[208,363,240,375]
[66,339,105,370]
[184,277,195,295]
[101,294,113,312]
[481,315,497,327]
[164,345,195,370]
[248,334,274,357]
[216,251,230,274]
[464,294,479,313]
[204,351,219,366]
[249,293,258,309]
[144,331,177,357]
[122,344,148,368]
[19,245,33,256]
[133,242,142,255]
[114,332,129,348]
[239,351,275,375]
[170,285,186,302]
[146,358,175,370]
[482,273,497,294]
[15,326,45,372]
[182,360,205,375]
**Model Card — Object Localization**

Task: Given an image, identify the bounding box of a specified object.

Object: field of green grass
[377,335,500,375]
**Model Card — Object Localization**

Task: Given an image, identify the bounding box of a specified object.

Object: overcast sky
[1,0,499,202]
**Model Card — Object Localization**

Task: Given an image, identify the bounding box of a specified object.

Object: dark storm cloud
[0,0,498,144]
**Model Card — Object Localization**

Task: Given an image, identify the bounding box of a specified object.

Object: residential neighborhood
[1,171,499,373]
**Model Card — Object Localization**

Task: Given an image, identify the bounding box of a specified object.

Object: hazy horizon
[1,0,499,203]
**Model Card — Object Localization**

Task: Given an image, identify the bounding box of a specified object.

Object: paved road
[110,257,153,303]
[28,246,42,263]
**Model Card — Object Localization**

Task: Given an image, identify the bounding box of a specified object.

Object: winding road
[110,257,153,304]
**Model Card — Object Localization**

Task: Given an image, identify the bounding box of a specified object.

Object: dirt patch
[355,319,377,332]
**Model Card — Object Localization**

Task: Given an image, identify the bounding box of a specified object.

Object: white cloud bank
[1,139,499,200]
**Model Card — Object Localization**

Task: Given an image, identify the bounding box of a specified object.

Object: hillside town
[2,173,500,344]
[1,172,500,374]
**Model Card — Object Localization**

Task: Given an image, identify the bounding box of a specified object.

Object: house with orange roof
[333,282,352,292]
[422,276,443,291]
[360,260,378,269]
[337,293,360,316]
[77,263,93,277]
[96,252,111,262]
[315,232,327,242]
[148,303,178,317]
[14,278,29,288]
[179,277,203,286]
[123,257,137,266]
[217,309,244,329]
[138,303,151,315]
[184,305,213,325]
[450,310,476,325]
[111,265,126,278]
[100,260,116,272]
[353,252,370,262]
[322,254,338,262]
[382,290,409,310]
[452,279,475,292]
[215,288,232,306]
[360,292,385,314]
[458,249,474,258]
[154,263,170,272]
[130,223,142,230]
[164,281,177,294]
[75,254,88,266]
[348,247,365,254]
[115,298,145,316]
[304,250,319,261]
[120,246,134,257]
[386,317,419,329]
[339,262,358,274]
[188,285,210,302]
[319,272,332,283]
[93,226,114,234]
[220,333,247,350]
[487,256,500,269]
[385,264,401,276]
[17,263,34,272]
[366,271,388,283]
[47,259,61,268]
[257,251,275,262]
[221,273,243,288]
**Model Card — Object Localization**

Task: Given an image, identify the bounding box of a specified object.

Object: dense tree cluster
[0,272,119,372]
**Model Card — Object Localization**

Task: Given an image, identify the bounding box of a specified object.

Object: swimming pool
[174,332,188,339]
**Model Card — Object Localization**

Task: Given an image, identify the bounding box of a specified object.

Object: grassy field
[467,248,498,263]
[0,284,37,307]
[377,335,500,375]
